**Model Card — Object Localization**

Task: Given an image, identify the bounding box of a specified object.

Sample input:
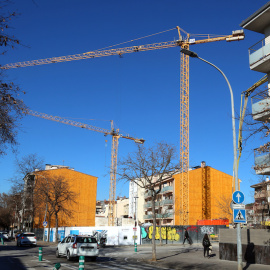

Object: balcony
[249,38,270,73]
[254,145,270,175]
[144,202,152,209]
[156,212,174,219]
[161,186,173,194]
[144,201,161,209]
[143,214,153,220]
[144,191,152,198]
[254,190,267,199]
[161,199,174,206]
[252,95,270,122]
[254,153,270,175]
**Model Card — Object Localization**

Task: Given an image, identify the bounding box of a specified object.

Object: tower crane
[25,109,145,226]
[4,27,245,225]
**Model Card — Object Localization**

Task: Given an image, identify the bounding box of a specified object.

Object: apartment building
[130,163,233,226]
[250,178,270,225]
[240,2,270,225]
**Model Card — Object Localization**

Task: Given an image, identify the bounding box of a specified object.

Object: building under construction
[173,162,233,225]
[134,162,234,226]
[24,165,98,229]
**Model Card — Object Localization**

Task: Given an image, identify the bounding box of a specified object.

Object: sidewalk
[102,243,270,270]
[36,241,270,269]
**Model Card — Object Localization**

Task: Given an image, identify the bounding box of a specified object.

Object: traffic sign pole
[232,189,243,270]
[43,221,48,242]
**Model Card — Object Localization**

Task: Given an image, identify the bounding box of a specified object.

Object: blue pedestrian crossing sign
[232,191,245,204]
[233,209,246,223]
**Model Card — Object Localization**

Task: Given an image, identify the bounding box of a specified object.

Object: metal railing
[161,186,173,193]
[249,37,270,66]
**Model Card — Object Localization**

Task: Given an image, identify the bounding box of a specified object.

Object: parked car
[0,231,9,241]
[15,233,22,241]
[17,232,37,247]
[56,235,99,261]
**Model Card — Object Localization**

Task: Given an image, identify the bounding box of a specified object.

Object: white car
[56,235,99,261]
[17,232,37,247]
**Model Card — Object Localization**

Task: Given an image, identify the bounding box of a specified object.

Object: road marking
[60,263,78,269]
[32,255,50,262]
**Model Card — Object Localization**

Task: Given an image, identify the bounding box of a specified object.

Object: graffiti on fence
[141,227,147,238]
[187,225,198,233]
[141,226,180,241]
[141,225,225,244]
[200,226,214,234]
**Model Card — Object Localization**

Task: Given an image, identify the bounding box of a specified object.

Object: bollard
[79,256,85,269]
[38,247,43,261]
[134,243,137,252]
[53,263,61,270]
[1,238,4,245]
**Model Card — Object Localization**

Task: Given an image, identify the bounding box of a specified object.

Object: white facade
[45,226,140,245]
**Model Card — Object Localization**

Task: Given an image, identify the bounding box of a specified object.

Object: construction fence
[141,225,226,244]
[38,224,226,245]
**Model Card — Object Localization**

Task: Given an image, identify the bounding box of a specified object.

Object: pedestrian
[202,234,211,258]
[183,228,191,245]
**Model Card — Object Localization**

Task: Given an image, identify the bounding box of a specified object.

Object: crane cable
[96,27,177,51]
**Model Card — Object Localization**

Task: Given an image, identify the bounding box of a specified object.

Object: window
[76,237,97,243]
[61,237,67,243]
[123,236,128,240]
[23,233,35,237]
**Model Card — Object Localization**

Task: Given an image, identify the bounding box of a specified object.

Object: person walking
[183,228,191,245]
[202,234,211,258]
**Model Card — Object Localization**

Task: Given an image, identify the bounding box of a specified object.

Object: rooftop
[250,180,270,188]
[240,2,270,33]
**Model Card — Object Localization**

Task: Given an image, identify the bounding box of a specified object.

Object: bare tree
[9,153,44,194]
[214,194,232,220]
[0,0,27,156]
[8,154,44,230]
[16,153,44,176]
[36,175,77,242]
[118,142,180,261]
[0,192,13,229]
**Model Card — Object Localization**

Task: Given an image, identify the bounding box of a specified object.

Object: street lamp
[181,48,242,269]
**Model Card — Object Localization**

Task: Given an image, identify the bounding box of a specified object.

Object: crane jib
[1,41,180,70]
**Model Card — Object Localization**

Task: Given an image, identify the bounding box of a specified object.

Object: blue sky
[0,0,268,203]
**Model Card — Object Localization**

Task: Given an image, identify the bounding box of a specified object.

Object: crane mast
[6,27,245,226]
[25,110,144,226]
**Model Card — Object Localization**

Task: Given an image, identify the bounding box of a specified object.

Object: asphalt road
[1,241,270,270]
[0,241,170,270]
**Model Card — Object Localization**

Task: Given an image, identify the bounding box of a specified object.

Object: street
[1,241,270,270]
[0,241,171,270]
